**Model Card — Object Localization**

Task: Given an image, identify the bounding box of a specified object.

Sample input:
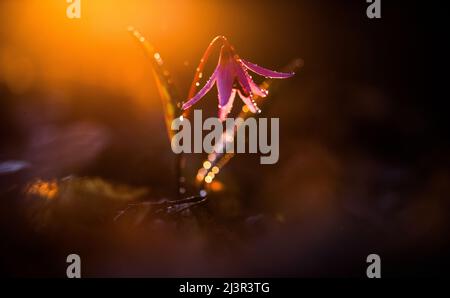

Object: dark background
[0,0,447,277]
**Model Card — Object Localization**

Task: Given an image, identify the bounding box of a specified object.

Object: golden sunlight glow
[0,0,221,110]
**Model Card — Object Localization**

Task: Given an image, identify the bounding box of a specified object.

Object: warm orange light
[209,181,224,192]
[0,0,218,109]
[26,180,59,200]
[196,173,204,181]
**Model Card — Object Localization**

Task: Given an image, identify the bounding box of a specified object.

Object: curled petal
[237,90,259,114]
[250,81,268,98]
[241,59,295,79]
[234,64,253,97]
[188,36,228,99]
[243,70,268,98]
[219,89,237,121]
[182,69,218,110]
[236,60,267,98]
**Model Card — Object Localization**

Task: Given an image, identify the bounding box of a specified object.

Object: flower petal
[234,63,253,96]
[237,90,259,114]
[182,69,217,110]
[188,36,228,99]
[219,89,237,121]
[250,81,268,98]
[216,64,235,107]
[237,62,268,98]
[240,59,295,79]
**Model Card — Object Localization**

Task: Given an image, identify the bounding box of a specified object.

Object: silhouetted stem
[128,27,185,197]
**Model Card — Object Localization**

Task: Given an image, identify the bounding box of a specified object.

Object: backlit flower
[182,36,294,121]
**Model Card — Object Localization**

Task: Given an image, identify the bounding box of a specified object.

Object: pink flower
[182,36,294,121]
